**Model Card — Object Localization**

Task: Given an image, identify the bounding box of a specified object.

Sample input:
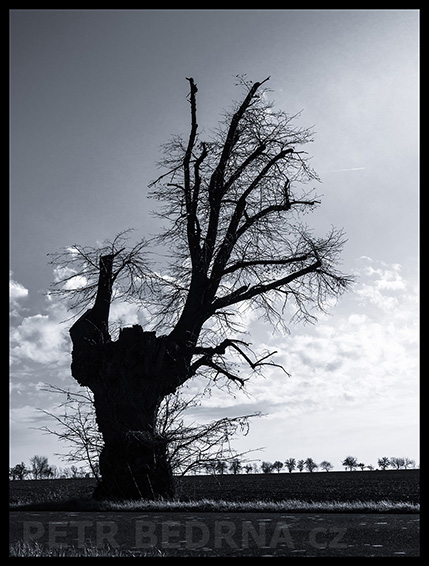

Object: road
[10,511,420,557]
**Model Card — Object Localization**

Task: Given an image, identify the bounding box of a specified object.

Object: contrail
[327,167,366,173]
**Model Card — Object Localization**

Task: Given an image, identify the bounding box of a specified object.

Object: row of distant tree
[208,455,417,475]
[9,454,417,480]
[256,456,417,474]
[9,455,90,481]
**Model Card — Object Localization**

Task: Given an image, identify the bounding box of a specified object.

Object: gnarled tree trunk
[69,256,189,500]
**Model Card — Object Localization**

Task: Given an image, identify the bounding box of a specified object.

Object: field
[176,469,419,505]
[9,471,419,557]
[10,469,419,508]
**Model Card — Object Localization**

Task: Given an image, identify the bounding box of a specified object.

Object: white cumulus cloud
[10,276,29,312]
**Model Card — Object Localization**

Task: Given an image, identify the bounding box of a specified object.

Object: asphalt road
[10,511,420,557]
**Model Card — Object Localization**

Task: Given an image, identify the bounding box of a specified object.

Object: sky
[10,9,419,472]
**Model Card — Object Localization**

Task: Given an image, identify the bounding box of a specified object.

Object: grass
[10,496,419,513]
[9,541,164,557]
[105,497,420,514]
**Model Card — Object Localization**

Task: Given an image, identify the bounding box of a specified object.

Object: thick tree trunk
[69,257,190,500]
[71,324,186,500]
[91,328,175,500]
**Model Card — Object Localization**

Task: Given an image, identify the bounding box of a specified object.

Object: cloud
[10,312,70,366]
[10,404,45,425]
[191,258,418,424]
[109,301,142,328]
[10,279,29,302]
[355,258,411,312]
[10,276,29,314]
[52,265,88,290]
[10,287,71,367]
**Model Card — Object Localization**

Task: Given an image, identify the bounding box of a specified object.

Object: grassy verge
[10,497,419,513]
[106,498,420,513]
[9,541,164,557]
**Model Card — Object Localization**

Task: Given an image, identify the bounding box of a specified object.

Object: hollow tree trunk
[69,256,189,500]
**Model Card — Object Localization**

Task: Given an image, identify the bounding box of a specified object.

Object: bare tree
[284,457,296,473]
[215,460,228,475]
[319,460,333,472]
[377,456,391,470]
[29,455,53,480]
[229,459,242,474]
[272,460,284,473]
[390,457,405,470]
[49,77,353,500]
[9,462,29,480]
[296,459,305,473]
[261,461,273,473]
[342,456,358,471]
[304,457,318,473]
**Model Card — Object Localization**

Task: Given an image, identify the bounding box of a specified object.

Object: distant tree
[305,458,318,473]
[244,464,253,474]
[366,464,374,471]
[357,462,366,471]
[215,460,228,475]
[377,457,391,470]
[30,455,53,479]
[272,461,283,473]
[404,457,416,469]
[229,459,242,474]
[319,460,333,472]
[285,458,296,473]
[70,465,86,478]
[296,459,305,472]
[49,465,60,478]
[390,457,405,470]
[261,461,273,473]
[342,456,358,471]
[204,461,218,474]
[9,462,29,480]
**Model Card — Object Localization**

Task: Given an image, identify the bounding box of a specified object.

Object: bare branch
[212,259,322,311]
[222,253,311,276]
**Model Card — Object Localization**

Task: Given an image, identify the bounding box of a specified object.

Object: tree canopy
[50,76,353,389]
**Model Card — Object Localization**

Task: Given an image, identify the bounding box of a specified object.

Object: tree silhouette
[304,457,318,472]
[377,457,390,470]
[29,455,53,480]
[319,460,333,472]
[261,461,274,473]
[9,462,29,480]
[342,456,358,471]
[50,77,352,500]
